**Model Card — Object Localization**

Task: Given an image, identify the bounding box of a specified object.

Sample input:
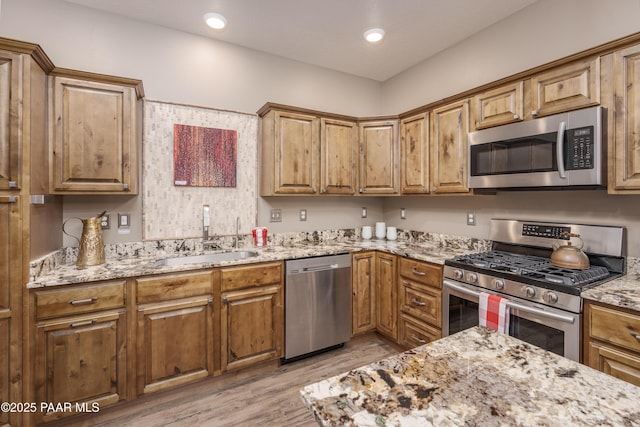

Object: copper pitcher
[63,211,106,267]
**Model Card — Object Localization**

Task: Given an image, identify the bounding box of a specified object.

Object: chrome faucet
[203,205,210,240]
[235,216,240,249]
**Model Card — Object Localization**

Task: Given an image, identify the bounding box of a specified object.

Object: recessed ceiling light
[204,13,227,30]
[363,28,385,43]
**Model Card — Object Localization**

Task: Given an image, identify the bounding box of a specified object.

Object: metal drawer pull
[631,332,640,341]
[411,334,426,344]
[70,320,96,328]
[412,269,426,276]
[69,297,98,305]
[411,298,426,307]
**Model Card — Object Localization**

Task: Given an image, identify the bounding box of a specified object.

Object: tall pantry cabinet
[0,38,62,427]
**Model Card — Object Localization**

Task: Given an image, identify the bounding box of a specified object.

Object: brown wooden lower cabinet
[351,251,376,336]
[375,252,398,341]
[583,301,640,387]
[220,262,284,372]
[135,271,215,395]
[34,309,126,424]
[136,296,215,394]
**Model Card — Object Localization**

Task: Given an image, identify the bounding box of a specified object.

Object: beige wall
[2,0,640,256]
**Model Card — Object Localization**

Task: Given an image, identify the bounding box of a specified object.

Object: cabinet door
[34,310,126,423]
[221,284,283,371]
[586,341,640,388]
[50,76,137,194]
[471,81,524,130]
[430,100,470,194]
[530,56,600,117]
[610,44,640,192]
[358,120,399,194]
[273,111,319,194]
[0,50,21,190]
[0,196,20,426]
[400,113,430,194]
[351,252,376,335]
[137,296,214,394]
[321,118,357,194]
[375,252,397,341]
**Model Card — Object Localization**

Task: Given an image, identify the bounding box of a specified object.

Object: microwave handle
[556,121,567,179]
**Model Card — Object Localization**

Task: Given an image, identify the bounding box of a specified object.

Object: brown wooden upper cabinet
[358,119,399,195]
[610,44,640,193]
[0,50,21,191]
[430,99,470,194]
[400,113,430,194]
[471,81,524,130]
[530,56,600,118]
[49,70,143,194]
[260,108,319,195]
[320,117,358,194]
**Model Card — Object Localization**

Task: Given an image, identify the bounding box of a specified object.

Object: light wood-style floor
[53,333,399,427]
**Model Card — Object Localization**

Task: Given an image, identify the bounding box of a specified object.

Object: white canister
[386,226,397,241]
[375,222,386,239]
[362,226,372,240]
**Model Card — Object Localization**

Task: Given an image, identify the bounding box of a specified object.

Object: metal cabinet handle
[222,296,229,304]
[631,332,640,341]
[513,114,520,120]
[70,320,96,328]
[411,298,426,307]
[531,110,538,116]
[412,269,426,276]
[69,297,97,305]
[411,334,426,344]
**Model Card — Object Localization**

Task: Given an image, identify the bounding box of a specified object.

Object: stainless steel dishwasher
[284,253,351,362]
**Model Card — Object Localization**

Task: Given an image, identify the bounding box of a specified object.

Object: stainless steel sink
[155,250,259,266]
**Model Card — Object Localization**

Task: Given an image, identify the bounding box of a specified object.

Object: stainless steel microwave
[468,106,605,189]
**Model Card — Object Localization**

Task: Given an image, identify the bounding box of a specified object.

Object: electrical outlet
[270,209,282,222]
[100,214,110,229]
[299,209,307,221]
[400,208,406,220]
[361,207,367,218]
[467,211,476,226]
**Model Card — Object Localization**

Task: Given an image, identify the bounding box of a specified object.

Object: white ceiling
[63,0,539,82]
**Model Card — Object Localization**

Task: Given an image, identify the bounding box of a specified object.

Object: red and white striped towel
[478,292,510,333]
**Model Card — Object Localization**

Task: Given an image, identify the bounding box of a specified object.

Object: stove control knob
[454,270,463,280]
[494,279,505,290]
[524,286,536,298]
[467,273,478,283]
[545,291,559,304]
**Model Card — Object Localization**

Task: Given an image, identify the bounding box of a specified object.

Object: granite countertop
[27,239,473,288]
[301,326,640,427]
[582,257,640,311]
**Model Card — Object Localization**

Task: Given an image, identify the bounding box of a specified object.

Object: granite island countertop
[300,326,640,427]
[27,238,479,288]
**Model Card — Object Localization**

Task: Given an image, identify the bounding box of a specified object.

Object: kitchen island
[300,326,640,426]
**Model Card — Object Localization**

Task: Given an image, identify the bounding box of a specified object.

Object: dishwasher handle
[300,263,340,273]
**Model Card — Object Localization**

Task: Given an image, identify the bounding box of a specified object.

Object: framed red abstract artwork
[173,124,237,187]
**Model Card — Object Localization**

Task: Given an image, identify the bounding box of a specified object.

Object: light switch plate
[118,213,130,228]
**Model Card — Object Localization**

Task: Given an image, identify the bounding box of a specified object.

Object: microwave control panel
[566,126,594,170]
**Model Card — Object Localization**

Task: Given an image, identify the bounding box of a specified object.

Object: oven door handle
[443,280,576,325]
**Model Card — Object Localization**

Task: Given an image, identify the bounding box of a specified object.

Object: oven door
[442,279,581,362]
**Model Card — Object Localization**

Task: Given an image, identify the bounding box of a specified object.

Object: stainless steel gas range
[443,219,625,362]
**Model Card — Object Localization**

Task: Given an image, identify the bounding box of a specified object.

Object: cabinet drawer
[398,313,440,349]
[34,280,125,320]
[589,304,640,352]
[221,262,282,292]
[399,279,441,327]
[398,257,442,288]
[136,271,213,304]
